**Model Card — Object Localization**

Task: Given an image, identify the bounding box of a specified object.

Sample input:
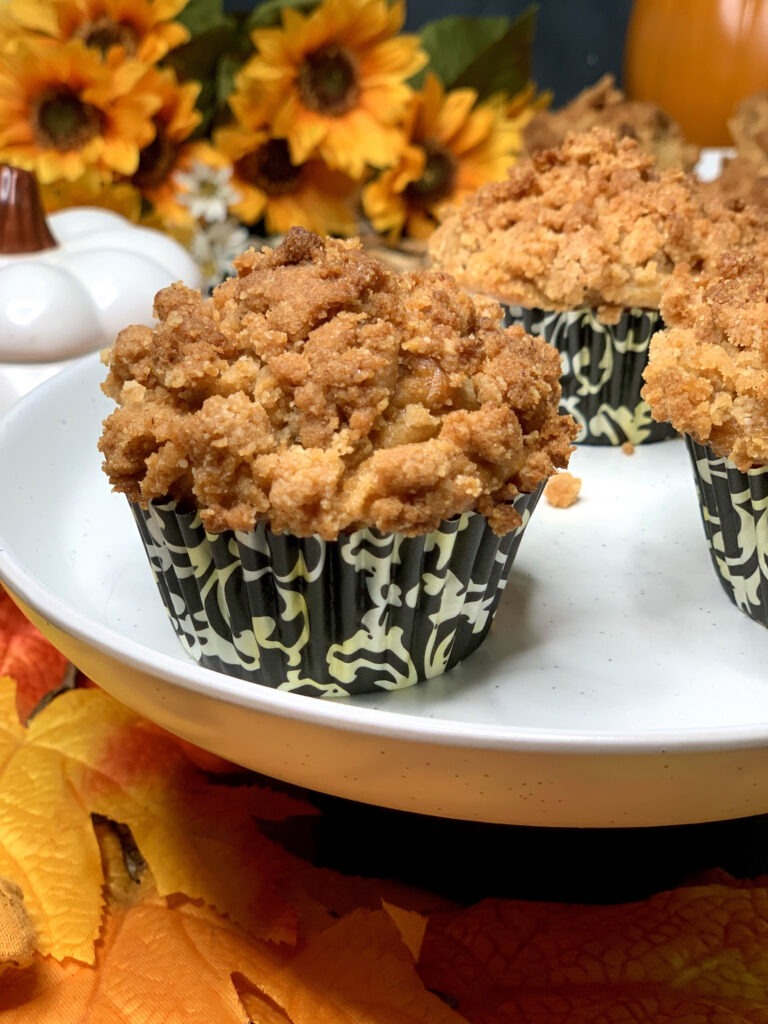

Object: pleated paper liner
[686,437,768,627]
[501,304,676,446]
[130,487,542,697]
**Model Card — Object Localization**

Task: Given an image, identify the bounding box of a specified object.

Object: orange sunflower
[2,0,189,63]
[214,121,358,237]
[242,0,427,179]
[0,37,160,182]
[127,65,228,229]
[363,72,529,241]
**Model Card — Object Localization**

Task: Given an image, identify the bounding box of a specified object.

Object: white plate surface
[2,354,768,828]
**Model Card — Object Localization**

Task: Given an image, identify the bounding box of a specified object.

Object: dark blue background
[404,0,634,103]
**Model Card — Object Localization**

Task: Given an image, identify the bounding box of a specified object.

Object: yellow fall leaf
[0,678,105,963]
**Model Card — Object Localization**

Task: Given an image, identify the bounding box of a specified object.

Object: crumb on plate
[544,472,581,508]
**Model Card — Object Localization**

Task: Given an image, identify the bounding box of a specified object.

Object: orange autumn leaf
[418,888,768,1023]
[0,678,317,963]
[65,708,316,945]
[239,907,466,1024]
[0,894,284,1023]
[0,588,70,723]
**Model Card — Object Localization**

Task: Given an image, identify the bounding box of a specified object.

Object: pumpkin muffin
[642,249,768,627]
[99,227,576,696]
[429,126,766,445]
[702,92,768,210]
[522,74,699,172]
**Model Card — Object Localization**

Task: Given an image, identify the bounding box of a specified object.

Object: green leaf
[452,7,536,100]
[163,21,251,133]
[413,7,537,99]
[177,0,229,36]
[246,0,318,29]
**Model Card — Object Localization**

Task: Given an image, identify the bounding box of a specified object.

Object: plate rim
[3,353,768,757]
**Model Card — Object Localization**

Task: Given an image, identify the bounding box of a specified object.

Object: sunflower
[362,72,529,242]
[126,65,227,229]
[241,0,426,179]
[2,0,189,63]
[0,37,160,182]
[214,121,358,237]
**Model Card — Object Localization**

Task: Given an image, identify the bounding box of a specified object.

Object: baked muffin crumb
[642,249,768,469]
[544,472,581,508]
[429,127,763,322]
[99,228,576,538]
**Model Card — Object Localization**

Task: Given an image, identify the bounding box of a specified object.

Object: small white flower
[190,217,251,291]
[174,161,241,224]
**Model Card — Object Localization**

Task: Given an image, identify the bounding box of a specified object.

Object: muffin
[98,227,576,697]
[428,127,765,446]
[642,248,768,627]
[522,74,700,173]
[701,92,768,210]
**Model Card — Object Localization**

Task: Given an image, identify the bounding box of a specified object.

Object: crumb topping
[642,250,768,469]
[428,127,764,323]
[544,472,581,508]
[523,74,699,172]
[99,228,576,538]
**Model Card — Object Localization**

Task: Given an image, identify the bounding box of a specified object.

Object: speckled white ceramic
[2,354,768,827]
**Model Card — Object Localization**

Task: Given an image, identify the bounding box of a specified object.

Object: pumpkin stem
[0,164,57,254]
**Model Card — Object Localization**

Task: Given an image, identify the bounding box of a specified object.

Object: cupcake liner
[501,304,676,445]
[685,437,768,627]
[130,488,542,697]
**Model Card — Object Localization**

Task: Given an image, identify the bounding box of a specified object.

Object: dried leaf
[0,876,35,969]
[0,589,69,723]
[418,889,768,1022]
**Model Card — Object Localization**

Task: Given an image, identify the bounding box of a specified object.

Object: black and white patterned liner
[130,489,541,697]
[501,305,676,446]
[686,437,768,627]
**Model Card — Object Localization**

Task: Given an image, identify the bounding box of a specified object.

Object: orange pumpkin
[624,0,768,146]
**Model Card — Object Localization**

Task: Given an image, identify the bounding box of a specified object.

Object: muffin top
[642,249,768,470]
[522,74,699,172]
[428,127,765,323]
[99,227,576,539]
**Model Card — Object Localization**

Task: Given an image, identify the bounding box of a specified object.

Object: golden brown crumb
[642,249,768,469]
[728,91,768,165]
[428,127,766,323]
[701,155,768,211]
[523,74,699,172]
[99,228,577,539]
[621,441,635,455]
[544,472,581,508]
[700,94,768,210]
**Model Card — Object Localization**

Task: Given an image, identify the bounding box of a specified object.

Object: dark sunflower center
[298,44,359,116]
[33,89,103,151]
[75,16,139,56]
[236,139,302,196]
[133,125,177,190]
[405,140,457,206]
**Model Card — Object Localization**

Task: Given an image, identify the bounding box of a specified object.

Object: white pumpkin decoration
[0,165,203,364]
